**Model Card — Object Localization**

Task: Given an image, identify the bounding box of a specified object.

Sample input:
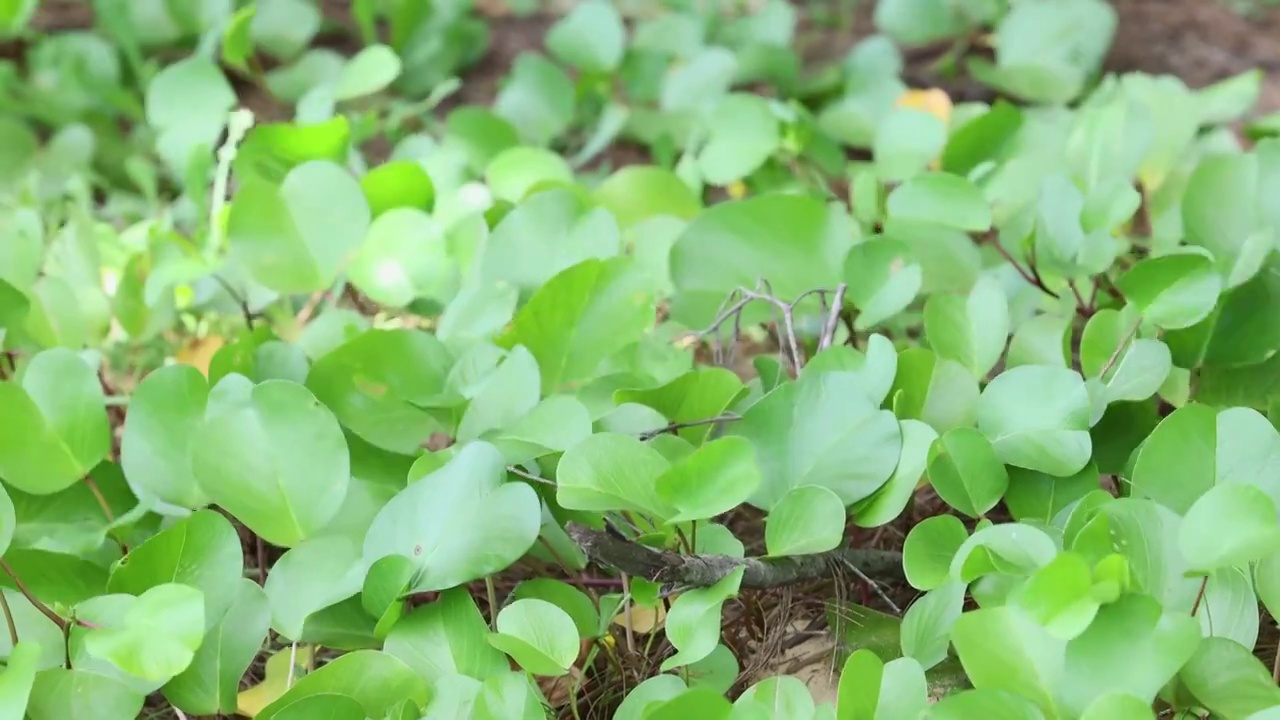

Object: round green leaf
[1180,484,1280,573]
[545,1,625,74]
[347,208,458,308]
[1114,251,1222,330]
[227,159,372,294]
[384,588,510,684]
[854,419,938,527]
[887,172,992,232]
[696,94,780,186]
[256,650,427,720]
[976,365,1092,477]
[591,165,701,228]
[660,47,737,112]
[488,599,581,677]
[557,432,674,518]
[903,515,969,591]
[162,578,270,716]
[363,441,541,593]
[26,668,143,720]
[192,378,350,547]
[360,160,435,217]
[335,44,402,101]
[843,238,923,330]
[82,584,206,683]
[479,189,621,294]
[493,54,575,146]
[662,568,745,671]
[119,364,210,508]
[656,436,762,523]
[0,348,109,495]
[923,274,1010,378]
[874,108,947,181]
[764,485,846,557]
[889,348,980,434]
[485,146,573,203]
[927,427,1010,518]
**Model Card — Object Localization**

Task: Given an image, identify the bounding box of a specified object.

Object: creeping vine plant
[3,0,1280,718]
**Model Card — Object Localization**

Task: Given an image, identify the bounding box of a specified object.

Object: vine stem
[0,559,66,631]
[1097,317,1143,379]
[0,588,17,646]
[206,108,255,256]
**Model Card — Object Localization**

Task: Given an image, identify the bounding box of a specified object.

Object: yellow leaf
[236,647,314,718]
[895,88,953,127]
[610,596,678,634]
[175,335,224,376]
[727,181,748,200]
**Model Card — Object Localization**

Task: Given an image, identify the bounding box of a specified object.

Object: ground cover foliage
[4,0,1280,718]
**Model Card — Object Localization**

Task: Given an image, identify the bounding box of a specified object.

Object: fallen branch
[566,523,902,591]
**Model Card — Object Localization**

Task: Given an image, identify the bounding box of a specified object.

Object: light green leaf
[26,668,144,720]
[82,584,206,683]
[385,588,509,686]
[1114,251,1222,330]
[0,642,39,720]
[256,650,428,720]
[545,1,625,74]
[976,365,1092,477]
[696,94,780,186]
[890,348,980,434]
[854,419,938,528]
[335,44,401,101]
[615,368,746,446]
[364,441,540,593]
[557,432,675,518]
[923,274,1010,378]
[119,364,209,507]
[844,238,923,330]
[348,208,457,308]
[499,257,655,394]
[488,599,580,677]
[480,188,619,292]
[900,580,965,671]
[1178,638,1280,719]
[657,437,762,523]
[903,515,969,591]
[1078,694,1155,720]
[192,378,349,547]
[591,166,701,228]
[1183,152,1272,288]
[493,53,575,146]
[887,172,992,232]
[484,147,573,203]
[736,370,901,510]
[950,605,1065,716]
[764,485,846,556]
[661,47,738,113]
[227,160,372,294]
[1179,484,1280,573]
[874,108,947,181]
[162,578,270,715]
[0,348,109,495]
[662,567,745,671]
[927,427,1010,518]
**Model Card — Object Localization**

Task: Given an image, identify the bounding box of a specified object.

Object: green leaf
[494,53,575,146]
[0,348,109,494]
[162,578,270,715]
[615,368,746,445]
[499,257,655,394]
[82,584,206,683]
[951,523,1058,584]
[119,364,209,508]
[145,56,236,175]
[662,567,745,671]
[873,108,947,181]
[364,441,540,593]
[348,208,457,308]
[592,166,701,228]
[480,188,619,293]
[843,238,923,330]
[545,0,625,73]
[696,94,780,186]
[1183,152,1271,288]
[107,510,242,624]
[234,117,351,185]
[764,485,846,556]
[669,194,855,327]
[889,348,980,433]
[484,147,574,203]
[557,432,675,518]
[928,688,1047,719]
[976,365,1092,477]
[220,5,256,73]
[1004,463,1099,524]
[511,579,600,641]
[0,641,37,719]
[488,599,581,676]
[193,378,349,547]
[903,514,969,591]
[384,588,509,686]
[735,370,901,510]
[1012,552,1098,640]
[853,419,938,527]
[227,160,372,294]
[335,44,401,101]
[1178,637,1280,719]
[265,536,364,641]
[927,427,1010,518]
[256,650,428,720]
[660,47,738,113]
[305,328,454,454]
[924,275,1010,378]
[1179,484,1280,573]
[360,160,435,217]
[950,605,1065,716]
[887,172,992,232]
[900,580,965,671]
[1078,694,1154,720]
[657,437,762,523]
[26,669,144,720]
[804,334,899,407]
[1114,251,1222,330]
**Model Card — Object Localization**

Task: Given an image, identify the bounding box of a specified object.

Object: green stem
[0,589,17,647]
